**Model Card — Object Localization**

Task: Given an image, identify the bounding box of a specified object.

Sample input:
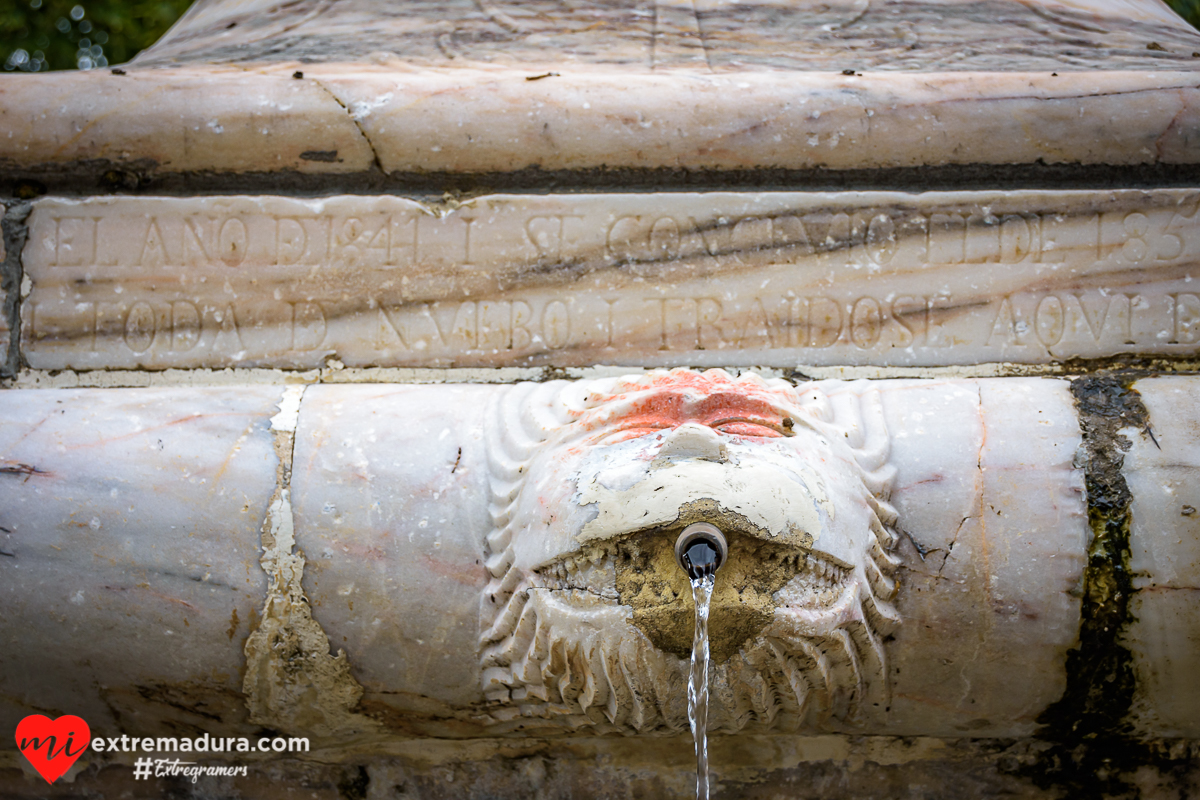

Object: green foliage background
[2,0,193,71]
[1171,0,1200,31]
[1,0,1200,71]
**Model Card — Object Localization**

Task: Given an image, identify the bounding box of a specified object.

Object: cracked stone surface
[2,0,1200,177]
[0,386,280,741]
[0,373,1100,740]
[3,0,1200,794]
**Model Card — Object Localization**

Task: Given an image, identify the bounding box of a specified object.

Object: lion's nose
[655,422,727,463]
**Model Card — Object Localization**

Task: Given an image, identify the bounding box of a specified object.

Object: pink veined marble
[1,0,1199,176]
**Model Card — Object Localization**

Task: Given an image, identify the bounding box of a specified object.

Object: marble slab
[21,190,1200,370]
[142,0,1200,72]
[289,384,496,733]
[2,0,1200,177]
[0,387,281,739]
[881,378,1086,736]
[2,68,1198,178]
[1124,376,1200,737]
[288,375,1087,737]
[5,374,1200,742]
[307,69,1200,174]
[0,69,375,175]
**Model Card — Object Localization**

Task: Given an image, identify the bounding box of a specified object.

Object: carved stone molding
[479,369,901,733]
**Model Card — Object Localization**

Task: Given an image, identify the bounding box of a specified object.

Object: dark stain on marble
[1020,375,1190,797]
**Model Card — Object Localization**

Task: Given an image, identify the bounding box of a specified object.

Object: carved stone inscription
[20,191,1200,369]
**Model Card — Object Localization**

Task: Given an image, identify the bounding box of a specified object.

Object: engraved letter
[1035,295,1065,347]
[213,304,244,351]
[276,218,308,266]
[53,217,97,267]
[732,217,772,256]
[139,218,168,267]
[965,213,1000,263]
[808,297,842,348]
[773,215,814,258]
[889,295,924,347]
[608,216,645,263]
[1121,212,1149,264]
[171,301,200,352]
[850,297,882,349]
[542,300,570,350]
[124,301,156,353]
[866,214,897,266]
[649,217,681,259]
[526,217,564,261]
[1035,214,1066,264]
[999,215,1033,263]
[291,302,327,351]
[183,218,215,265]
[509,301,533,350]
[1070,293,1131,344]
[928,214,966,264]
[218,219,248,267]
[696,298,725,350]
[478,301,511,351]
[377,306,412,350]
[988,296,1019,346]
[1171,293,1200,344]
[743,297,801,349]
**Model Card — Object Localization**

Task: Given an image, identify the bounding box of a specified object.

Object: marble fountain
[3,0,1200,797]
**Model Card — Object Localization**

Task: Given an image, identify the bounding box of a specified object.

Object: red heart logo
[15,715,91,784]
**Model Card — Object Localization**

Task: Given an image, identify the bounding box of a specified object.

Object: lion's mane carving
[479,369,900,734]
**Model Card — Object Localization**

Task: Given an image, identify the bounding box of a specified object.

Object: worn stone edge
[2,68,1200,179]
[3,359,1198,391]
[241,385,381,742]
[0,202,30,379]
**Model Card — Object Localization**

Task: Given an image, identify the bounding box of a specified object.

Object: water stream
[688,573,715,800]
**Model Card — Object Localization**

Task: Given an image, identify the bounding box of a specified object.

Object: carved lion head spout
[479,369,901,735]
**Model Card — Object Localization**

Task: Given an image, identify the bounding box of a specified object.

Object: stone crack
[242,384,380,739]
[307,76,386,174]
